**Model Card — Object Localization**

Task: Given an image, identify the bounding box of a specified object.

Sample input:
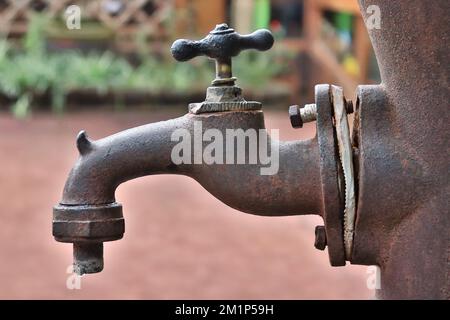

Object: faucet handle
[171,23,274,86]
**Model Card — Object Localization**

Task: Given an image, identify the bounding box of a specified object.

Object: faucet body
[58,111,324,214]
[53,97,345,273]
[54,1,449,299]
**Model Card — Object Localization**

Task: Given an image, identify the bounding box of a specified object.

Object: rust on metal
[52,1,450,299]
[351,0,449,299]
[53,26,334,275]
[331,85,355,259]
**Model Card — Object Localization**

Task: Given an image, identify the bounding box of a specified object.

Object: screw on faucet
[314,225,327,250]
[290,100,352,129]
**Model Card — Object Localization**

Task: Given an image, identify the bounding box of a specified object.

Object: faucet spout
[53,110,325,274]
[60,115,192,205]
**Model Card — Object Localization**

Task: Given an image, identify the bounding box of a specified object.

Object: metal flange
[331,85,356,260]
[315,84,346,266]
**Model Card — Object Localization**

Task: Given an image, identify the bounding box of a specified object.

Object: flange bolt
[314,225,327,250]
[289,103,318,128]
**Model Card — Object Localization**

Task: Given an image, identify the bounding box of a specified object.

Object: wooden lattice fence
[0,0,174,51]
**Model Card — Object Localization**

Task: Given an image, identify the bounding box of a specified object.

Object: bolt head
[289,105,303,128]
[314,225,327,250]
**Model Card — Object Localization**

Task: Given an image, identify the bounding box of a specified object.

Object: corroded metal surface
[53,110,329,273]
[315,84,346,266]
[54,24,348,274]
[53,202,124,243]
[189,86,261,114]
[352,0,450,299]
[58,111,324,213]
[53,25,346,275]
[73,242,104,275]
[171,23,273,86]
[53,2,450,299]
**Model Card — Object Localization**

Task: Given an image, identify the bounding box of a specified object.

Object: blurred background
[0,0,378,299]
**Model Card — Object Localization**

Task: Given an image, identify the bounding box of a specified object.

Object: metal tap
[53,1,450,299]
[53,24,348,275]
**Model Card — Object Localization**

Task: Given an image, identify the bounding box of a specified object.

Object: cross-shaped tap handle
[171,23,274,86]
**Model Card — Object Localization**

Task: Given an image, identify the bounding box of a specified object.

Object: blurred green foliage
[0,14,293,117]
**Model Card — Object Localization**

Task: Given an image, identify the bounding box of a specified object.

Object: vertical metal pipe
[354,0,449,299]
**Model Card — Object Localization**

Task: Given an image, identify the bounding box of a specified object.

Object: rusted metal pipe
[54,110,329,274]
[59,111,323,214]
[52,5,449,299]
[351,0,450,299]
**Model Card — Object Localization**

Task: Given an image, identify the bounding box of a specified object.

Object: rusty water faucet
[54,0,449,299]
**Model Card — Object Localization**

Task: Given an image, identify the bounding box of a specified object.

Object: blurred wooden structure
[174,0,225,35]
[0,0,173,52]
[0,1,225,39]
[227,0,373,99]
[0,0,372,99]
[304,0,371,94]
